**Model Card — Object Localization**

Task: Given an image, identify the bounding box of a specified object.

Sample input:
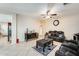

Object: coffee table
[36,39,53,52]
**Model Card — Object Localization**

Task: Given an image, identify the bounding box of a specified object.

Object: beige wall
[16,14,40,41]
[62,14,79,39]
[43,14,79,40]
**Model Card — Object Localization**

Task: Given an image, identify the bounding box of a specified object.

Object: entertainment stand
[25,32,38,41]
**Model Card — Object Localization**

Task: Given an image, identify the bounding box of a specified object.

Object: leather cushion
[59,46,77,55]
[64,40,78,45]
[55,50,76,56]
[61,42,78,51]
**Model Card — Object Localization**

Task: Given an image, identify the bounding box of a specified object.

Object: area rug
[33,45,56,56]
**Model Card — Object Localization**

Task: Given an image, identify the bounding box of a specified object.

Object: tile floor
[0,37,62,56]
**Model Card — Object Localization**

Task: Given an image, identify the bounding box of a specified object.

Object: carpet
[33,45,56,56]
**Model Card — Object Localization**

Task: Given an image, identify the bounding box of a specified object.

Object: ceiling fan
[41,3,69,19]
[41,10,57,19]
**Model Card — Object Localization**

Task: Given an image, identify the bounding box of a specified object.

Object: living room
[0,3,79,56]
[16,3,79,41]
[16,3,79,56]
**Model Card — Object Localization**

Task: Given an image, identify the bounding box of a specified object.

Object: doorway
[0,22,12,45]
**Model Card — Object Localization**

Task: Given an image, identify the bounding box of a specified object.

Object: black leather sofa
[55,40,79,56]
[55,33,79,56]
[47,31,65,42]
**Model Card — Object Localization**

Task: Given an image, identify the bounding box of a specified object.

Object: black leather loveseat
[48,31,65,42]
[55,33,79,56]
[55,40,79,56]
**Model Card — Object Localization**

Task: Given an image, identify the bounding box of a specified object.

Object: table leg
[52,41,53,45]
[43,47,45,52]
[36,43,38,48]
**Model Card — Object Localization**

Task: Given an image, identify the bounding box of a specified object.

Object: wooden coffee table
[36,39,53,52]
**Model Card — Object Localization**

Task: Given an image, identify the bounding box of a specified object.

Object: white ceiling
[62,3,79,16]
[0,3,49,15]
[0,3,79,16]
